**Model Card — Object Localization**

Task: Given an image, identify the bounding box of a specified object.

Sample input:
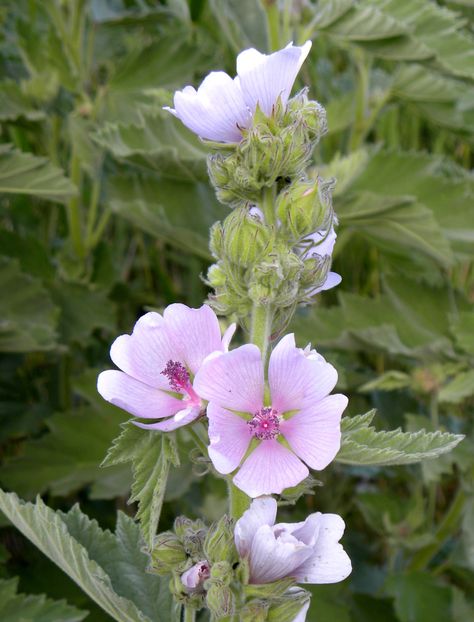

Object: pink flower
[235,497,352,585]
[97,304,235,431]
[181,560,210,591]
[164,41,312,143]
[194,334,347,497]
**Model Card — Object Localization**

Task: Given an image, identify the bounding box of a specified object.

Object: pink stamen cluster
[161,360,191,392]
[248,407,280,440]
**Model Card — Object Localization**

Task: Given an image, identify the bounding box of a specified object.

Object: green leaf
[0,81,44,121]
[0,144,76,203]
[106,173,226,260]
[450,311,474,355]
[208,0,269,52]
[359,371,412,393]
[322,4,408,40]
[392,64,464,103]
[439,370,474,404]
[0,257,59,352]
[0,491,171,622]
[95,110,209,181]
[386,572,464,622]
[102,423,179,548]
[1,405,131,499]
[49,281,116,344]
[0,577,86,622]
[337,411,464,466]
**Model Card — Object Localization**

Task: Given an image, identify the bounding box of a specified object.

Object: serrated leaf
[341,410,377,433]
[337,411,464,466]
[0,257,59,352]
[0,491,169,622]
[102,423,179,548]
[322,4,408,40]
[0,577,86,622]
[95,110,209,181]
[392,64,464,103]
[0,144,76,202]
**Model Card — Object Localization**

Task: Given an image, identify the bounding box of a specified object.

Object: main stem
[183,606,196,622]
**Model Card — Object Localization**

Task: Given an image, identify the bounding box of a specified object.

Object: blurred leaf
[0,577,86,622]
[0,230,54,280]
[338,410,464,465]
[49,281,116,344]
[0,492,171,622]
[392,64,464,103]
[95,109,209,181]
[0,257,58,352]
[0,81,44,121]
[386,572,461,622]
[1,405,131,499]
[103,424,178,549]
[359,370,411,392]
[106,173,226,259]
[208,0,269,52]
[321,4,408,40]
[450,311,474,355]
[439,369,474,404]
[0,145,76,203]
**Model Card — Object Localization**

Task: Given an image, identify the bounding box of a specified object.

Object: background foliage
[0,0,473,620]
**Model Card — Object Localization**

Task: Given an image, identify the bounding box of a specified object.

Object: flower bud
[221,207,272,267]
[267,589,310,622]
[206,583,235,618]
[181,560,210,591]
[241,600,269,622]
[204,515,237,564]
[209,222,224,258]
[151,532,186,574]
[209,560,233,585]
[174,516,206,539]
[276,178,328,240]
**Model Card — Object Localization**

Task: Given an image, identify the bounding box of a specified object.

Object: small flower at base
[181,560,211,591]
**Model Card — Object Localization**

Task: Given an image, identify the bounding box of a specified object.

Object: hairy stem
[183,606,196,622]
[250,302,274,365]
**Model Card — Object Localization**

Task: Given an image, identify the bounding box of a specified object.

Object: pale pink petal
[207,403,252,474]
[236,41,312,115]
[235,497,277,558]
[166,72,251,142]
[280,394,347,470]
[221,322,237,351]
[233,440,309,497]
[307,272,341,296]
[269,334,338,412]
[274,513,321,547]
[292,514,352,584]
[164,304,222,375]
[110,312,174,390]
[133,404,201,431]
[181,561,210,590]
[97,370,182,419]
[248,525,313,583]
[194,345,264,412]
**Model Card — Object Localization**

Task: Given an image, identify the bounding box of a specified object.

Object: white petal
[234,497,277,558]
[307,272,342,296]
[248,525,313,584]
[292,514,352,584]
[170,71,251,142]
[237,41,312,115]
[292,598,311,622]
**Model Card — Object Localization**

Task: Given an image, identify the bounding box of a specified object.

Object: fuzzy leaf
[0,144,76,202]
[102,423,179,548]
[439,370,474,404]
[337,411,464,466]
[0,491,171,622]
[0,577,86,622]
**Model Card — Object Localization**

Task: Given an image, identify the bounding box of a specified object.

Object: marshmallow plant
[93,40,462,622]
[98,41,350,622]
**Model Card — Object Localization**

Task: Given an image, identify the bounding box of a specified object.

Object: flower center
[161,360,192,393]
[248,407,280,440]
[197,561,210,581]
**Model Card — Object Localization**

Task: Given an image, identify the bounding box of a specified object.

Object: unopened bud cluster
[205,90,336,334]
[208,90,327,207]
[150,514,309,621]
